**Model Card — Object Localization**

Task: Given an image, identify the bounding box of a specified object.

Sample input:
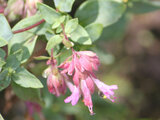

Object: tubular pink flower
[81,80,94,115]
[64,85,81,106]
[93,78,118,102]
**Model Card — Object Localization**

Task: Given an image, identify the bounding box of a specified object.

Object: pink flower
[64,81,81,106]
[45,59,66,97]
[93,78,118,102]
[24,0,42,17]
[58,50,118,115]
[81,80,94,115]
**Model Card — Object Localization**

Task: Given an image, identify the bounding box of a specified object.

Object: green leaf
[75,0,126,27]
[0,114,4,120]
[12,82,42,103]
[46,35,63,53]
[70,25,92,45]
[65,18,78,34]
[52,16,65,29]
[53,0,75,12]
[8,33,38,63]
[0,69,11,91]
[0,48,6,59]
[99,15,128,41]
[0,14,13,47]
[4,55,20,70]
[37,2,61,24]
[128,0,160,14]
[12,67,43,88]
[85,23,103,42]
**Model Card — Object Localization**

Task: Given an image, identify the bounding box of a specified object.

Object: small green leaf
[75,0,126,27]
[37,2,61,24]
[4,55,20,70]
[85,23,103,42]
[0,69,11,91]
[12,67,43,88]
[70,25,92,45]
[52,16,65,29]
[128,0,160,14]
[12,82,42,103]
[65,18,78,34]
[56,26,63,33]
[0,14,13,47]
[53,0,75,12]
[46,35,63,52]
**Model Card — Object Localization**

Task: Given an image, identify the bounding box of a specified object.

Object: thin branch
[13,19,45,34]
[61,24,69,41]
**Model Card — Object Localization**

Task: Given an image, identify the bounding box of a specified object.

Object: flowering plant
[0,0,159,119]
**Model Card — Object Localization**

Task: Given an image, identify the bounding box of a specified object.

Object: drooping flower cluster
[44,58,66,97]
[45,49,118,115]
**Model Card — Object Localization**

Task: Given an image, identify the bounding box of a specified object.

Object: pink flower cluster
[45,50,118,115]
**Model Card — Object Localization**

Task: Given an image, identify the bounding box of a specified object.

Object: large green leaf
[70,25,92,45]
[12,67,43,88]
[75,0,126,27]
[0,14,13,47]
[128,0,160,14]
[0,70,11,91]
[12,13,50,35]
[37,2,61,24]
[53,0,75,12]
[12,82,42,103]
[85,23,103,42]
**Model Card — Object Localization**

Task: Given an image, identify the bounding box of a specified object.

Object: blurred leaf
[37,3,61,24]
[0,114,4,120]
[65,18,78,34]
[70,25,92,45]
[46,35,63,53]
[85,23,103,42]
[53,0,75,12]
[12,82,42,103]
[0,14,13,47]
[99,14,128,41]
[0,69,11,91]
[93,48,115,65]
[128,0,160,14]
[75,0,126,27]
[12,67,43,88]
[57,48,72,65]
[0,48,6,58]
